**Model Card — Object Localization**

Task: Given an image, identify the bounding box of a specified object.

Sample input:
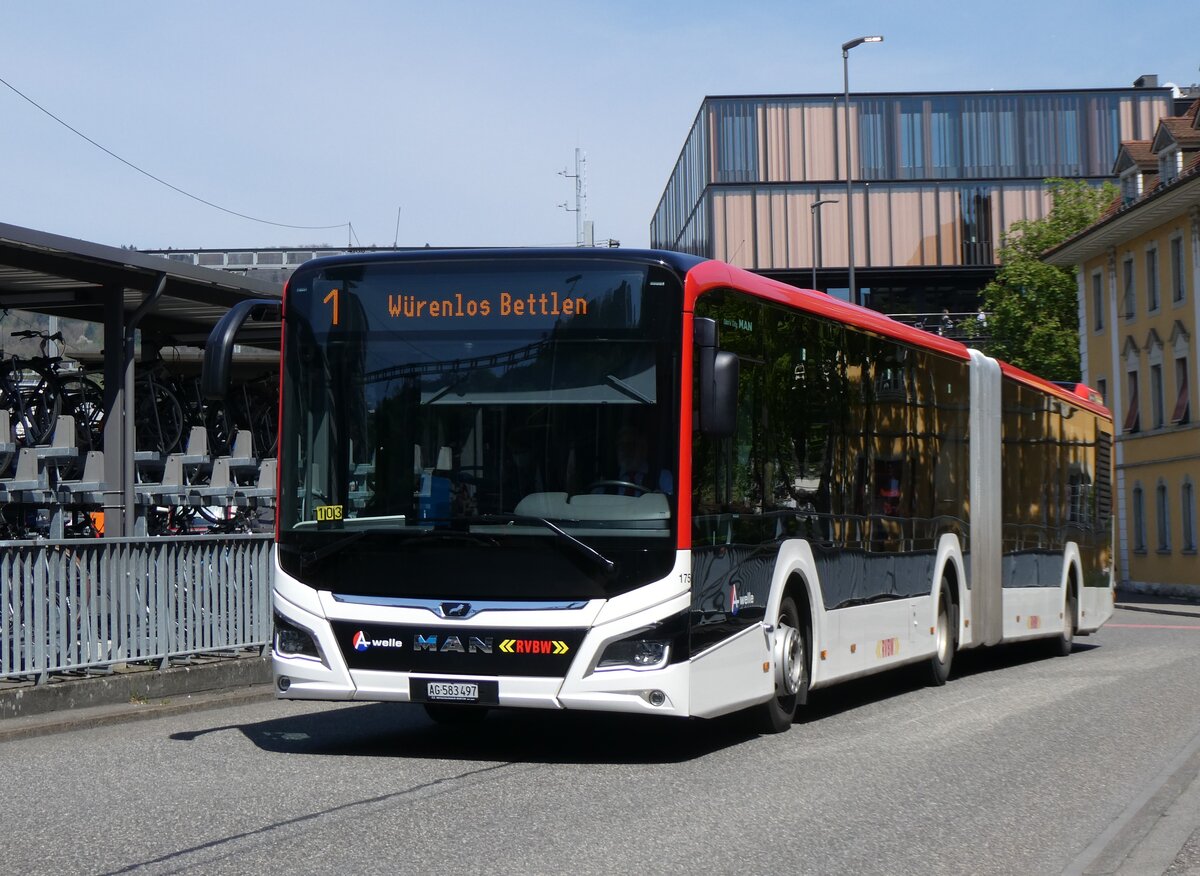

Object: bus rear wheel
[751,594,808,734]
[1052,590,1076,657]
[927,579,955,686]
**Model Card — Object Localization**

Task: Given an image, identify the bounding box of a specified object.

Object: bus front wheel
[751,594,808,734]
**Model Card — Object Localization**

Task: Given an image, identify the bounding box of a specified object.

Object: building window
[1150,364,1164,429]
[1173,357,1191,425]
[1133,484,1146,553]
[929,98,961,178]
[1146,247,1160,312]
[1160,147,1182,184]
[960,187,994,266]
[1156,481,1171,553]
[1123,257,1135,319]
[899,100,925,178]
[1092,272,1104,331]
[713,100,758,183]
[1183,480,1197,553]
[1124,369,1140,433]
[1120,169,1141,205]
[1171,236,1186,304]
[1096,377,1107,406]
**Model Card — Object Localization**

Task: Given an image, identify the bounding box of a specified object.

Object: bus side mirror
[695,317,739,437]
[201,299,281,400]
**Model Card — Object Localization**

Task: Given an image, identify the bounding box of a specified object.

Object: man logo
[440,602,472,618]
[352,631,369,652]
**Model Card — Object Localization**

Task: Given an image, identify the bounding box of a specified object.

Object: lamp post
[842,34,883,306]
[810,199,837,290]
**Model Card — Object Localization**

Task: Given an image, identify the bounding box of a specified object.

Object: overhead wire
[0,74,348,232]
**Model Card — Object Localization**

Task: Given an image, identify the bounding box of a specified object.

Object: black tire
[58,375,105,451]
[135,380,185,453]
[751,594,808,734]
[423,704,489,726]
[927,579,956,686]
[12,383,60,447]
[1053,590,1076,657]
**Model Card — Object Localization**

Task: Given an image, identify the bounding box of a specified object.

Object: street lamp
[842,34,883,306]
[810,199,837,290]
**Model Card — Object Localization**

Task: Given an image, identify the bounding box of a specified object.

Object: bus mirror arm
[695,317,739,437]
[201,299,281,400]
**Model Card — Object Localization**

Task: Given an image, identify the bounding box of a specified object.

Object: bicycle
[2,330,105,452]
[78,349,192,454]
[205,373,278,458]
[133,360,187,455]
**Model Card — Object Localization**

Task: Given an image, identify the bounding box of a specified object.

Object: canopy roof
[0,221,282,347]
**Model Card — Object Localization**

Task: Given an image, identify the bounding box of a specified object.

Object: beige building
[1046,100,1200,593]
[652,82,1174,315]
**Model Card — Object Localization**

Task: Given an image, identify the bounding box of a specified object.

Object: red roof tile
[1117,140,1158,171]
[1161,117,1200,148]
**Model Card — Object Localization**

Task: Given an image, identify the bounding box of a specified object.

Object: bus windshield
[277,255,682,600]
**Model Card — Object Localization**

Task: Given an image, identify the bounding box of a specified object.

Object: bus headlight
[593,610,688,673]
[274,613,321,660]
[597,638,670,671]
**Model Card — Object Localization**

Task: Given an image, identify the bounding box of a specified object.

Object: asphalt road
[4,606,1200,876]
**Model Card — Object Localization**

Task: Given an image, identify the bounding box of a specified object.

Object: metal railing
[1,534,272,683]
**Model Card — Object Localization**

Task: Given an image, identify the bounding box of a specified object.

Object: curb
[0,652,273,722]
[0,683,275,744]
[1115,603,1200,620]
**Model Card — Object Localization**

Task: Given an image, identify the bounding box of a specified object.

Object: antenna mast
[558,148,587,246]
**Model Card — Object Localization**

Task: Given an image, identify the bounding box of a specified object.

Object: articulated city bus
[205,249,1115,732]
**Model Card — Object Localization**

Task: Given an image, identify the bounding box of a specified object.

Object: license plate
[428,682,477,701]
[411,678,499,705]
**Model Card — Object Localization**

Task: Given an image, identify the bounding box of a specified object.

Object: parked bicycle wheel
[58,375,105,450]
[134,379,184,453]
[0,373,60,447]
[205,380,278,458]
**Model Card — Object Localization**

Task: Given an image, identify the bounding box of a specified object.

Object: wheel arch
[1061,541,1083,630]
[933,533,967,640]
[765,540,823,686]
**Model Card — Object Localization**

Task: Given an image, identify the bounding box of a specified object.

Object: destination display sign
[294,264,653,334]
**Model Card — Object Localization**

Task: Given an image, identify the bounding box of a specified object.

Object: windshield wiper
[605,373,653,404]
[300,530,368,571]
[467,514,616,575]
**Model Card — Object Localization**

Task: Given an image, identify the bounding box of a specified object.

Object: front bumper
[271,561,697,718]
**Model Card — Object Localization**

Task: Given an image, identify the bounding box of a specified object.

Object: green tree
[975,178,1117,381]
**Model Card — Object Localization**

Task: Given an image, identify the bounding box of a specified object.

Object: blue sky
[1,1,1195,252]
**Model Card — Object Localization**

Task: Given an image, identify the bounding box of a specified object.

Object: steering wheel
[588,479,650,495]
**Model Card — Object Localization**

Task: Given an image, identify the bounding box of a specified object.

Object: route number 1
[323,288,339,326]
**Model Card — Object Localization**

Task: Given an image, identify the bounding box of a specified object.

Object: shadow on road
[169,639,1100,762]
[170,701,762,764]
[802,637,1101,721]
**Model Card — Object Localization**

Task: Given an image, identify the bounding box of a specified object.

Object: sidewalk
[0,650,273,743]
[1115,586,1200,619]
[1102,586,1200,876]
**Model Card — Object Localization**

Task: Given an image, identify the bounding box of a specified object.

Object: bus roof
[294,246,709,276]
